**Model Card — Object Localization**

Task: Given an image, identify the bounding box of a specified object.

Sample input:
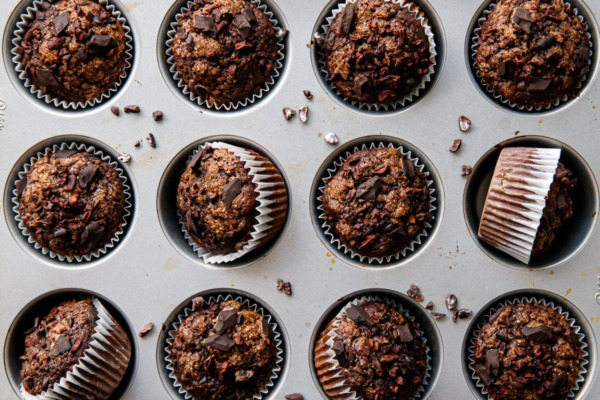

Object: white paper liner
[11,0,134,110]
[19,298,132,400]
[164,294,284,400]
[478,147,561,265]
[316,295,432,400]
[467,296,589,400]
[316,0,437,112]
[470,0,593,112]
[317,142,437,264]
[165,0,286,111]
[178,141,282,264]
[11,142,133,263]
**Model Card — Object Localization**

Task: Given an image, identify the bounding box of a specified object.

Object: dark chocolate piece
[527,78,552,93]
[78,164,98,189]
[512,8,532,33]
[497,60,515,78]
[55,149,78,159]
[49,335,71,357]
[522,325,553,342]
[397,324,413,343]
[339,2,357,35]
[214,309,238,335]
[221,178,242,209]
[194,15,216,35]
[53,12,69,36]
[16,177,28,197]
[110,106,119,116]
[346,305,375,326]
[203,334,235,352]
[355,176,382,201]
[36,69,59,88]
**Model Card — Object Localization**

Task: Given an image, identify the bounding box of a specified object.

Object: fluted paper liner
[165,0,286,111]
[471,1,592,112]
[316,0,437,112]
[467,296,589,400]
[178,142,287,264]
[315,295,431,400]
[164,294,284,400]
[20,298,132,400]
[12,142,132,263]
[317,142,436,264]
[11,0,133,110]
[478,147,561,264]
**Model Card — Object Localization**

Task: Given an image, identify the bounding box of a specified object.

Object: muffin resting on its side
[169,299,277,400]
[18,0,129,103]
[171,0,279,106]
[322,147,431,258]
[473,302,583,400]
[17,149,126,257]
[475,0,591,108]
[321,0,432,104]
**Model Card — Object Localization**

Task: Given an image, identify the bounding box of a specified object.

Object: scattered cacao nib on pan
[449,139,462,153]
[221,178,242,209]
[303,90,313,99]
[124,105,140,113]
[138,322,154,337]
[445,294,457,310]
[146,133,156,148]
[425,301,434,310]
[276,28,288,40]
[134,140,140,147]
[299,106,308,123]
[407,283,421,300]
[458,115,471,132]
[346,305,375,326]
[430,311,446,320]
[53,12,69,35]
[118,152,131,163]
[276,278,292,296]
[276,278,284,291]
[203,333,235,351]
[324,132,339,144]
[284,394,303,400]
[152,110,163,121]
[461,165,473,176]
[214,309,238,334]
[283,107,296,120]
[457,309,472,319]
[452,309,459,323]
[110,106,119,116]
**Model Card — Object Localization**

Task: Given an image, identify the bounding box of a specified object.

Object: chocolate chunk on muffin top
[322,147,432,258]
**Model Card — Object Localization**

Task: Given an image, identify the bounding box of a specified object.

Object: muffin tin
[1,0,600,399]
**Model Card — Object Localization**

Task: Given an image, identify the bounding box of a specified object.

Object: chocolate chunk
[557,193,568,210]
[461,165,473,176]
[47,36,65,50]
[214,309,238,335]
[36,68,59,88]
[512,8,532,33]
[522,325,553,342]
[233,13,252,40]
[332,341,345,356]
[16,177,28,197]
[192,296,204,310]
[261,317,273,339]
[284,394,303,400]
[496,332,509,342]
[322,29,336,53]
[546,373,568,397]
[203,334,235,352]
[80,221,105,251]
[401,157,416,178]
[449,139,462,152]
[397,324,413,343]
[53,12,69,35]
[527,78,552,93]
[50,335,71,356]
[194,15,216,35]
[536,35,556,49]
[55,149,78,159]
[355,176,382,201]
[222,178,242,209]
[123,105,140,113]
[475,362,495,385]
[303,90,313,99]
[138,322,154,337]
[354,75,369,96]
[346,305,375,326]
[110,106,119,116]
[486,349,500,376]
[189,149,206,170]
[575,46,590,68]
[489,306,506,323]
[78,164,98,189]
[88,34,116,49]
[340,2,357,35]
[54,228,67,238]
[152,110,163,121]
[242,7,256,23]
[497,60,516,78]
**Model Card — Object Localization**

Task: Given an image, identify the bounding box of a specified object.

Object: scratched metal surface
[1,0,600,399]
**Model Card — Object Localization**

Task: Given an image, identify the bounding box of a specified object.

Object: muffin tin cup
[317,141,437,265]
[11,141,133,263]
[165,0,286,112]
[470,1,593,112]
[314,295,432,400]
[315,0,437,112]
[10,0,134,110]
[178,141,287,264]
[163,293,284,400]
[466,295,589,400]
[19,297,132,400]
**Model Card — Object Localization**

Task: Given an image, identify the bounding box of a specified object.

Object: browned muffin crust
[18,0,129,103]
[172,0,279,106]
[17,150,126,257]
[169,299,277,400]
[475,0,590,108]
[322,147,431,258]
[532,161,577,255]
[20,299,98,395]
[321,0,432,104]
[473,302,583,400]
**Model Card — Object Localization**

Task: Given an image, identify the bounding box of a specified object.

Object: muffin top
[473,302,582,400]
[171,0,279,106]
[329,301,427,400]
[17,149,126,257]
[475,0,590,108]
[322,147,431,258]
[20,298,98,395]
[18,0,129,103]
[169,299,277,400]
[322,0,432,104]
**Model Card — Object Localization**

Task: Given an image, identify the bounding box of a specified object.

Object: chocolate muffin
[475,0,591,108]
[315,301,428,400]
[17,149,126,258]
[171,0,279,107]
[177,145,288,257]
[18,0,129,104]
[322,147,432,258]
[321,0,433,104]
[473,302,583,400]
[169,298,278,400]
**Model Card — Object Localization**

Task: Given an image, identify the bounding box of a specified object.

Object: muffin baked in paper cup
[315,0,437,112]
[164,294,284,400]
[19,298,132,400]
[478,147,562,265]
[178,141,287,264]
[11,142,132,263]
[165,0,286,111]
[317,142,436,264]
[467,296,589,400]
[314,295,432,400]
[10,0,134,110]
[471,1,592,112]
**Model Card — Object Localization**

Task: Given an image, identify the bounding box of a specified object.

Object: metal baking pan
[1,0,600,398]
